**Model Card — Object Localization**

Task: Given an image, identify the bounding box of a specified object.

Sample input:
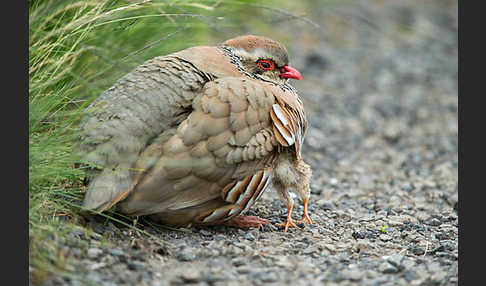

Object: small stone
[426,217,442,226]
[231,257,248,267]
[177,248,196,262]
[71,248,82,258]
[69,229,85,238]
[87,273,102,284]
[244,233,255,241]
[379,234,392,241]
[233,242,250,251]
[180,269,201,283]
[274,256,293,268]
[323,244,336,252]
[378,262,399,274]
[127,261,144,271]
[320,202,335,210]
[409,245,425,255]
[295,242,307,249]
[87,248,103,259]
[403,269,419,282]
[107,248,124,257]
[434,232,449,240]
[342,269,363,281]
[236,267,250,274]
[388,219,403,227]
[435,251,458,260]
[259,272,278,283]
[199,229,212,236]
[400,182,414,192]
[88,262,106,271]
[387,254,404,270]
[329,178,339,186]
[354,240,373,253]
[352,230,366,239]
[302,245,320,255]
[431,270,447,282]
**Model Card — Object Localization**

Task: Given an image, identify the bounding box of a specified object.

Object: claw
[275,203,300,232]
[296,198,312,224]
[275,217,299,232]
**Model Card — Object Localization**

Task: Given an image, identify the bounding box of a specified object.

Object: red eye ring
[257,59,275,71]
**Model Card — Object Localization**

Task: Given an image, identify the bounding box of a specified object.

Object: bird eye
[257,59,274,71]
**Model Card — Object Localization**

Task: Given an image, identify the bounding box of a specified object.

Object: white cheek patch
[232,48,285,67]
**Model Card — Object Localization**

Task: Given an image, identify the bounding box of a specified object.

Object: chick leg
[294,159,312,225]
[274,186,299,232]
[297,197,312,224]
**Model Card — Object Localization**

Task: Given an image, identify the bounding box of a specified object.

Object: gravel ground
[34,1,458,285]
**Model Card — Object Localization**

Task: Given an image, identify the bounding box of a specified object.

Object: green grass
[29,0,318,283]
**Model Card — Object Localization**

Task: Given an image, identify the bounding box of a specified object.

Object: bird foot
[223,215,269,228]
[296,214,312,225]
[275,217,300,232]
[297,198,312,225]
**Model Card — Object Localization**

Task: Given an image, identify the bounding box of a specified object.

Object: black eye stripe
[261,62,270,68]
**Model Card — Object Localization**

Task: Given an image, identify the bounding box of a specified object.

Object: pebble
[231,257,248,267]
[127,261,145,271]
[379,234,393,242]
[199,229,213,236]
[409,245,425,256]
[426,217,442,226]
[329,178,339,186]
[378,262,399,274]
[258,271,278,283]
[400,182,414,192]
[86,273,103,284]
[88,262,106,271]
[87,247,103,259]
[352,229,367,239]
[107,248,124,257]
[236,267,250,274]
[342,269,363,281]
[71,248,82,258]
[387,254,405,270]
[244,233,255,241]
[180,269,201,283]
[176,248,196,262]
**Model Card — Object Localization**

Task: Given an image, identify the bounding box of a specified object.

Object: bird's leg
[294,159,313,225]
[274,186,299,232]
[223,215,268,228]
[275,201,299,232]
[297,197,312,224]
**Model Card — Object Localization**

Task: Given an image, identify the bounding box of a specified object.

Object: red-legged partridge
[79,35,312,231]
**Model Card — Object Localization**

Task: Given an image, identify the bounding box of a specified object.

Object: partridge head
[223,35,302,83]
[78,35,312,231]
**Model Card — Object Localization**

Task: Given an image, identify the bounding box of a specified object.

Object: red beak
[280,65,302,80]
